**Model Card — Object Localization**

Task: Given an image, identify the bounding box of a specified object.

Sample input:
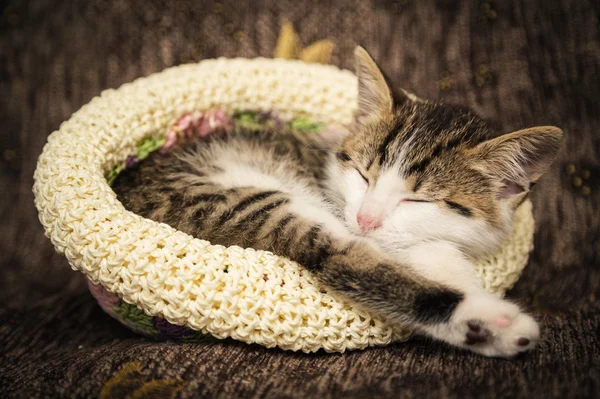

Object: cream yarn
[33,58,535,353]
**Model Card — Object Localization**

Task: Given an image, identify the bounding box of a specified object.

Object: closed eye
[444,199,472,217]
[398,198,430,206]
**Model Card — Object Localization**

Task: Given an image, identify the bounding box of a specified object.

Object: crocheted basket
[33,58,535,353]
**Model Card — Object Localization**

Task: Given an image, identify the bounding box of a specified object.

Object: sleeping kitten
[112,47,562,357]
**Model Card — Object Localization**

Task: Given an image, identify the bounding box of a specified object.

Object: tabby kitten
[112,47,562,357]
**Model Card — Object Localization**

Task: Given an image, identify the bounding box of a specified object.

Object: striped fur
[112,47,563,357]
[114,127,461,327]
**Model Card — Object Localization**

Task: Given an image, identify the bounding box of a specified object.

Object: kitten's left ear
[472,126,563,199]
[353,46,395,125]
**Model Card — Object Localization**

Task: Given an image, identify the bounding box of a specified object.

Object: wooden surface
[1,0,599,397]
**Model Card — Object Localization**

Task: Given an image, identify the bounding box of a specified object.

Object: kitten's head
[327,47,563,257]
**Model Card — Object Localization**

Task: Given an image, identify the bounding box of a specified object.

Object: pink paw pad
[495,316,512,328]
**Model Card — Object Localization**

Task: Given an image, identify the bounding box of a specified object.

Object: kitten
[112,47,562,357]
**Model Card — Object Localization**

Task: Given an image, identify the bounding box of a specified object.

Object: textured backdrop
[1,0,599,398]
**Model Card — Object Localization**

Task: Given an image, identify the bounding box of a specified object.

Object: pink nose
[357,212,382,232]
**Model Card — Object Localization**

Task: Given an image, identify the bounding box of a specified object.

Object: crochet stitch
[33,58,535,353]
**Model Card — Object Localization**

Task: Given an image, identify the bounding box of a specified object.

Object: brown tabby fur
[113,125,464,326]
[112,48,562,332]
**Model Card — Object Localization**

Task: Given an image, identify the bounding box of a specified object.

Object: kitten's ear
[353,46,394,125]
[473,126,563,199]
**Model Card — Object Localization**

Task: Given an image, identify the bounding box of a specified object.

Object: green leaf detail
[233,111,264,130]
[113,302,160,337]
[107,164,124,186]
[136,136,166,160]
[290,117,324,132]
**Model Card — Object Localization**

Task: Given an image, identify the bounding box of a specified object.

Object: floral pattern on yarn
[89,277,215,343]
[88,280,121,318]
[35,58,535,353]
[112,302,161,338]
[161,109,232,153]
[106,108,326,185]
[96,108,329,343]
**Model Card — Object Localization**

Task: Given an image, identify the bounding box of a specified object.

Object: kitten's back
[113,127,333,249]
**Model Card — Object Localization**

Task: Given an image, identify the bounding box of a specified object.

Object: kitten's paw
[449,294,540,358]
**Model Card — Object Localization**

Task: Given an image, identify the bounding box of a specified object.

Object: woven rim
[32,58,535,353]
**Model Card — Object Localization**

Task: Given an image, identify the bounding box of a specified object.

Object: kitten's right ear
[472,126,563,200]
[353,46,394,125]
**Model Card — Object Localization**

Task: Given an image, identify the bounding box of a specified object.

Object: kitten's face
[326,47,562,257]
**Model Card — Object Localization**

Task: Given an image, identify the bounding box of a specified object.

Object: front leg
[403,241,484,293]
[405,241,540,357]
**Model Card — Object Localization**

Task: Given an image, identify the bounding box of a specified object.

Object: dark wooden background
[1,1,598,397]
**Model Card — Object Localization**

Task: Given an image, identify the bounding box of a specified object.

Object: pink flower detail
[160,130,178,153]
[159,109,233,153]
[211,109,231,128]
[176,114,193,131]
[195,116,213,137]
[87,279,121,317]
[195,109,231,136]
